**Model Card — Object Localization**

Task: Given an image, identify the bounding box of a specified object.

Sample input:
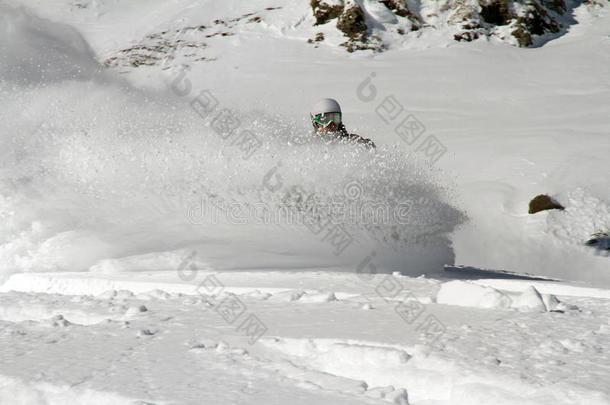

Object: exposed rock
[449,0,567,47]
[340,37,383,52]
[304,0,577,52]
[307,32,325,45]
[479,0,513,25]
[528,194,565,214]
[380,0,409,16]
[447,0,479,23]
[379,0,421,26]
[454,30,480,41]
[335,1,376,51]
[454,19,485,41]
[311,0,345,25]
[542,0,567,14]
[337,1,368,39]
[512,1,563,46]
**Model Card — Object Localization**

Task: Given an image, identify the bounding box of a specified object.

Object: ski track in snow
[1,271,610,404]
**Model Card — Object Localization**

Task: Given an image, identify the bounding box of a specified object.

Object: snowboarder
[310,98,375,149]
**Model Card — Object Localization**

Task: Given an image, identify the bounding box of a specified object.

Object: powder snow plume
[0,5,465,281]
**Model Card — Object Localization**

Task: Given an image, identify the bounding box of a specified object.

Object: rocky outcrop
[511,1,563,46]
[309,0,377,52]
[478,0,513,25]
[309,0,423,52]
[380,0,413,16]
[336,1,368,38]
[379,0,422,26]
[450,0,568,47]
[311,0,345,25]
[309,0,576,51]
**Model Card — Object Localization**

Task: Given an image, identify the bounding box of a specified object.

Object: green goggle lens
[312,112,342,127]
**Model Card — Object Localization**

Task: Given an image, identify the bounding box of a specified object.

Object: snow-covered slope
[0,0,609,404]
[1,269,610,404]
[1,0,608,282]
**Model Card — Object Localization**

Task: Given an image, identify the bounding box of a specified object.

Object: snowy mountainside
[0,1,610,404]
[3,0,608,282]
[93,0,608,76]
[12,0,607,77]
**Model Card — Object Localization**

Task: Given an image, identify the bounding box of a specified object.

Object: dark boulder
[528,194,565,214]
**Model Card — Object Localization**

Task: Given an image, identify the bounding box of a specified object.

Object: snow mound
[267,290,306,302]
[510,285,546,311]
[298,291,337,303]
[437,280,569,311]
[436,280,512,309]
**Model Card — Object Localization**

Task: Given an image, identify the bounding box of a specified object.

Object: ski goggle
[311,112,342,127]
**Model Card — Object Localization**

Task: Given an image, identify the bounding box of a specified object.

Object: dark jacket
[314,123,375,149]
[337,124,375,149]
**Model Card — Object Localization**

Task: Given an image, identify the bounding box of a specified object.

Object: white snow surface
[1,0,610,404]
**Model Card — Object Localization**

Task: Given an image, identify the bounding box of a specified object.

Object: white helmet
[311,98,341,116]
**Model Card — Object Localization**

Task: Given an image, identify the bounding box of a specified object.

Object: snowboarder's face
[316,122,339,133]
